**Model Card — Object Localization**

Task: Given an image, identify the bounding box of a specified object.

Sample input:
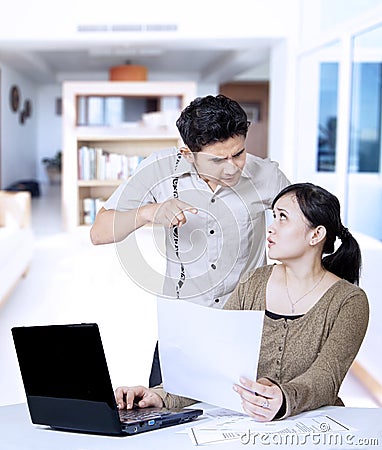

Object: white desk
[1,403,381,449]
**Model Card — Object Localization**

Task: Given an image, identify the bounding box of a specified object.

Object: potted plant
[42,151,62,185]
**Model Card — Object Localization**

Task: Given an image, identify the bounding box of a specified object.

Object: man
[90,94,290,385]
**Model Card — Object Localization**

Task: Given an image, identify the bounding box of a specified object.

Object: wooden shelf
[77,179,124,187]
[62,81,196,229]
[76,126,180,141]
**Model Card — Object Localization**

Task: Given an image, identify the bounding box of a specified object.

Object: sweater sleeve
[148,384,197,409]
[278,288,369,418]
[224,265,271,311]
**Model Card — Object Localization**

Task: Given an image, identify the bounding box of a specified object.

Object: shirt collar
[240,164,251,179]
[174,152,196,176]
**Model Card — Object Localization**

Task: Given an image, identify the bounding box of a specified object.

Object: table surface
[1,403,381,449]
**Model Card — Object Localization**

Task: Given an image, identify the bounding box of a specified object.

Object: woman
[115,183,369,422]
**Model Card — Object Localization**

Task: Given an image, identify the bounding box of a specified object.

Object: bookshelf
[62,81,196,230]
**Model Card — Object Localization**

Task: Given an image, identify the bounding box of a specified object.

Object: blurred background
[0,0,381,409]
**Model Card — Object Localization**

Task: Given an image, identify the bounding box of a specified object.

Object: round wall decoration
[10,85,20,112]
[19,110,26,125]
[24,99,32,118]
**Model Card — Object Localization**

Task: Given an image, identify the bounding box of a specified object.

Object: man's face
[182,136,247,190]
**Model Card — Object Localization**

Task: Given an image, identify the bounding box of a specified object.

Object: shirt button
[283,322,287,329]
[211,198,216,203]
[276,360,281,365]
[214,298,220,303]
[211,264,216,270]
[278,346,283,352]
[209,230,215,234]
[275,373,279,379]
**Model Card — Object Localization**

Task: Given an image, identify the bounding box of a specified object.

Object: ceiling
[0,37,276,84]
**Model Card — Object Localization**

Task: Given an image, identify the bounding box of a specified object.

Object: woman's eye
[272,211,287,220]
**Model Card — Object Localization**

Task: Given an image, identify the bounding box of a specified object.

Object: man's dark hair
[176,94,250,152]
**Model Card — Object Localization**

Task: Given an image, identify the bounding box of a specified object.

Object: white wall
[36,85,62,184]
[353,232,382,388]
[0,64,38,188]
[0,0,297,41]
[268,39,298,182]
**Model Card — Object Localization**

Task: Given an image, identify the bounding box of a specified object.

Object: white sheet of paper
[187,411,356,447]
[187,414,353,446]
[157,298,264,413]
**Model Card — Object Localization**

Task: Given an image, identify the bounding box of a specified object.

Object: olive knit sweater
[151,265,369,419]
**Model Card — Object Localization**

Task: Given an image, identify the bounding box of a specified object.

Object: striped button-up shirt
[104,147,289,308]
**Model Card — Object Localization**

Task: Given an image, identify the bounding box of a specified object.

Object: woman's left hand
[233,377,283,421]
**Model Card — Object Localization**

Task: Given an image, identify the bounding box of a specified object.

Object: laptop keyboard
[119,408,171,422]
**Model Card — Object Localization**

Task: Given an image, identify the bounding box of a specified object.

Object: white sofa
[0,191,34,306]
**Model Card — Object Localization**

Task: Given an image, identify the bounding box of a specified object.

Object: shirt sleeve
[223,275,250,310]
[276,288,369,419]
[267,159,290,207]
[246,156,291,210]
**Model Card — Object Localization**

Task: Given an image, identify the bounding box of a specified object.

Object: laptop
[11,323,203,436]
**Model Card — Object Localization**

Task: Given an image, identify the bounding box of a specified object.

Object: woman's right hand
[115,385,164,410]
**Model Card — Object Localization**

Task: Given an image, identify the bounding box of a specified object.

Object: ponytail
[322,227,362,285]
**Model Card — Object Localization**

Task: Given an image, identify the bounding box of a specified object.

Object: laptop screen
[12,323,204,435]
[12,323,115,408]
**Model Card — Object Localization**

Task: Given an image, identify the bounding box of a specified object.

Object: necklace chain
[284,267,326,313]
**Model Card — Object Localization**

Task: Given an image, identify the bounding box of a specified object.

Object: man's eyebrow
[233,148,245,157]
[209,148,245,161]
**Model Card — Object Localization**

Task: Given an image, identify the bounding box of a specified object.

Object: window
[317,63,339,172]
[349,63,382,172]
[349,26,382,173]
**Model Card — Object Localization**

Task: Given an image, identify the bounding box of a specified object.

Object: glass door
[294,42,341,193]
[347,24,382,240]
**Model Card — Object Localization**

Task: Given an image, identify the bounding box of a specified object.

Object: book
[78,146,143,180]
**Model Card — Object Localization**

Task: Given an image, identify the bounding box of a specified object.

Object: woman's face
[267,193,313,262]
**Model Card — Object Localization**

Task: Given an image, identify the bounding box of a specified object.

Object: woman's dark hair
[176,94,250,152]
[272,182,362,285]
